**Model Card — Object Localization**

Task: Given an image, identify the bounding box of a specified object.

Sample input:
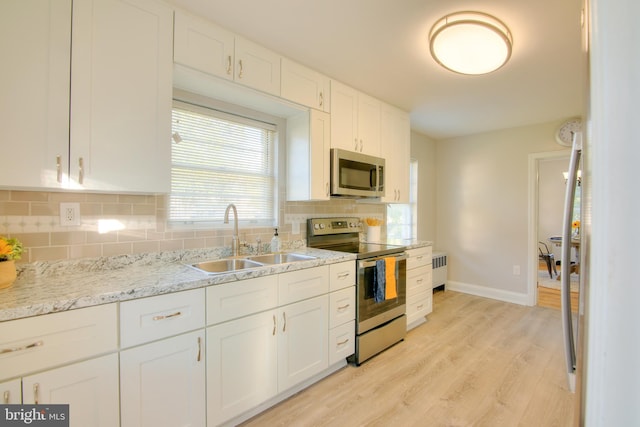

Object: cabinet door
[234,37,281,95]
[380,104,410,203]
[206,311,278,426]
[357,93,381,156]
[174,10,234,80]
[278,296,329,391]
[70,0,172,193]
[0,378,21,404]
[22,354,119,427]
[120,330,206,427]
[0,0,70,188]
[286,110,330,201]
[330,80,359,152]
[281,58,330,112]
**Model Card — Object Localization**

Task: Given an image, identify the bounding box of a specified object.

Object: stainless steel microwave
[330,148,385,198]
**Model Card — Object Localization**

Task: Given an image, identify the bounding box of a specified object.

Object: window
[169,100,278,228]
[386,159,418,239]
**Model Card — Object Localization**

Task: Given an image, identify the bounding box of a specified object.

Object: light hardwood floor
[241,290,575,427]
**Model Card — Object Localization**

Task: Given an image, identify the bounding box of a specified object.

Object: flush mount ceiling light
[429,11,513,75]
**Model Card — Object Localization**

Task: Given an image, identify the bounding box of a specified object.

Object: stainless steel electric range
[307,217,407,365]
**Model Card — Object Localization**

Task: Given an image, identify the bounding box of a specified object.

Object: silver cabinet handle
[337,338,349,346]
[78,157,84,184]
[319,91,324,108]
[3,391,9,404]
[359,140,363,152]
[33,383,39,405]
[354,138,358,151]
[397,189,401,201]
[416,255,423,260]
[1,340,44,354]
[282,312,287,333]
[337,303,350,310]
[56,155,62,183]
[337,272,350,279]
[152,311,182,321]
[417,278,424,284]
[417,304,424,310]
[197,336,202,362]
[238,59,243,78]
[272,314,276,336]
[326,182,329,197]
[226,55,232,75]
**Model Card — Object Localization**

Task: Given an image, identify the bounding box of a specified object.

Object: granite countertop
[0,246,356,323]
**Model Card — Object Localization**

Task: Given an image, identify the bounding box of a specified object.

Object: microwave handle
[359,253,408,269]
[370,167,376,188]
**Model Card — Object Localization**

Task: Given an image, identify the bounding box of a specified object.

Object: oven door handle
[359,253,408,269]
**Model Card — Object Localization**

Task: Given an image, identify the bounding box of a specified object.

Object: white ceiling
[167,0,587,140]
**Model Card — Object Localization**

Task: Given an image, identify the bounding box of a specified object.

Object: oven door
[357,253,407,334]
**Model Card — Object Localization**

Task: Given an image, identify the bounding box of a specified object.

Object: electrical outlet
[60,202,81,226]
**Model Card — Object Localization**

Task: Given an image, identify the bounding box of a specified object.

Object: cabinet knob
[56,155,62,183]
[78,157,84,185]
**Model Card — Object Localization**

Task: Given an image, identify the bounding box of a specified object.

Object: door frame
[527,150,570,306]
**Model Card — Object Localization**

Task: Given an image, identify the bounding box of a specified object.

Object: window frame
[168,95,282,230]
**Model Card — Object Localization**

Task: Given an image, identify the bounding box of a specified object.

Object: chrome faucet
[223,204,239,256]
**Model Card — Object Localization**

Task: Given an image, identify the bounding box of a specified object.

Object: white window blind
[170,101,277,227]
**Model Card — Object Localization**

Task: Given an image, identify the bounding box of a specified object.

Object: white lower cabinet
[278,295,329,391]
[206,311,278,427]
[120,330,206,427]
[0,378,21,404]
[406,246,434,330]
[22,354,120,426]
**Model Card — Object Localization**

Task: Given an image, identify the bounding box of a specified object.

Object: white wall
[435,121,567,299]
[410,131,436,243]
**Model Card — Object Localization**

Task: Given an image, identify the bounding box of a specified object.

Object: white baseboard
[447,280,530,306]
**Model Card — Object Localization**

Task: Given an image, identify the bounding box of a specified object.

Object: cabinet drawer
[206,276,278,325]
[329,261,355,292]
[278,265,329,306]
[329,320,355,366]
[120,289,205,348]
[329,286,355,329]
[406,246,432,270]
[407,290,432,317]
[0,304,117,381]
[407,265,432,293]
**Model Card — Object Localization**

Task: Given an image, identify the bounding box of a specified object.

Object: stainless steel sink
[247,253,316,264]
[191,258,264,274]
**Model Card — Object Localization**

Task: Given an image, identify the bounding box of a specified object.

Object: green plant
[0,236,24,262]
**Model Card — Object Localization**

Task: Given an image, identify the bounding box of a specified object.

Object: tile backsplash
[0,190,385,263]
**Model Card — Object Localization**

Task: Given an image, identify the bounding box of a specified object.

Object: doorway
[527,151,569,306]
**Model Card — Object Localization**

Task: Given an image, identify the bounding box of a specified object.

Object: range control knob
[319,223,325,229]
[313,223,320,230]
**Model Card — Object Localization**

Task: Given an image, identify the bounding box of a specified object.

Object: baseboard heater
[432,251,448,289]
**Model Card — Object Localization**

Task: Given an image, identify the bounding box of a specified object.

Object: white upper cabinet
[286,109,331,201]
[281,58,330,112]
[0,0,173,193]
[380,104,410,203]
[173,10,235,81]
[330,80,381,156]
[71,0,173,193]
[174,10,281,96]
[0,0,71,189]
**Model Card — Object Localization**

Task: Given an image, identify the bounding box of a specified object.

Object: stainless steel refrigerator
[560,130,590,396]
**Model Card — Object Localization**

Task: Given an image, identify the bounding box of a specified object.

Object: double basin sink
[190,252,316,274]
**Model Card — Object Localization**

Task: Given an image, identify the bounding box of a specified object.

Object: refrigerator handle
[561,131,582,392]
